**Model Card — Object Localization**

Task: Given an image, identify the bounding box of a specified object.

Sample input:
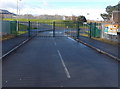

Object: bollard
[94,22,96,37]
[89,22,92,38]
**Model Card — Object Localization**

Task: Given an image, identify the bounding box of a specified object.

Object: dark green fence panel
[90,23,101,38]
[10,21,17,35]
[90,23,96,37]
[2,21,11,34]
[95,27,101,37]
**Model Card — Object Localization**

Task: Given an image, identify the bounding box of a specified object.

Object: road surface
[2,31,118,87]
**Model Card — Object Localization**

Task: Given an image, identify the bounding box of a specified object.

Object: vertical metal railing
[77,21,80,39]
[53,21,55,37]
[28,21,31,37]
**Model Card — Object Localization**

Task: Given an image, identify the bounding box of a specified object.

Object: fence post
[12,21,17,36]
[77,21,80,39]
[18,21,20,31]
[117,25,120,58]
[89,22,92,38]
[28,21,31,37]
[94,22,96,37]
[53,21,55,37]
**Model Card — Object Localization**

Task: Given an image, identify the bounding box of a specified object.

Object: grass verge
[80,34,119,46]
[1,35,15,41]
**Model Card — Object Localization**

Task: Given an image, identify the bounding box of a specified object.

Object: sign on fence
[104,24,119,35]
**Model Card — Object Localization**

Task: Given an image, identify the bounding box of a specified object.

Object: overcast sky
[0,0,119,20]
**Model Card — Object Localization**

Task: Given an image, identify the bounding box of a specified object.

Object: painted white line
[57,50,71,78]
[52,38,57,46]
[5,81,8,83]
[20,78,22,80]
[54,41,57,46]
[67,37,76,42]
[67,37,87,47]
[64,34,67,36]
[0,39,29,59]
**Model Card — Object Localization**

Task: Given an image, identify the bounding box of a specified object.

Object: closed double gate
[17,21,100,39]
[27,21,87,38]
[31,21,78,37]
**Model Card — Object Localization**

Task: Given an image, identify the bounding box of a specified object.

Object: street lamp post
[16,0,19,33]
[87,13,90,22]
[16,0,21,32]
[1,11,3,21]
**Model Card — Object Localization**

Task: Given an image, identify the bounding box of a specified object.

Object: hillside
[0,9,16,15]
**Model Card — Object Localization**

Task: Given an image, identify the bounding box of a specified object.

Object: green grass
[3,18,90,29]
[3,18,66,23]
[19,24,28,31]
[92,37,119,46]
[80,33,119,46]
[0,35,15,41]
[3,18,70,28]
[17,31,27,35]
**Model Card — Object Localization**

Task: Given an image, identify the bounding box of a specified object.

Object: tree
[101,1,120,21]
[100,13,111,21]
[77,15,87,22]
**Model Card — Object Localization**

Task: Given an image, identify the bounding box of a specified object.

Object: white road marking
[0,39,29,59]
[49,32,62,34]
[20,78,22,80]
[52,38,57,46]
[57,50,71,78]
[49,32,53,34]
[67,37,76,42]
[54,41,57,46]
[67,37,87,47]
[79,43,87,47]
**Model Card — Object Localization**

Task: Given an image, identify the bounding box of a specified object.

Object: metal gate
[28,21,78,38]
[16,21,101,39]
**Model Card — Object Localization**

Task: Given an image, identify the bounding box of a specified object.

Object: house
[112,11,120,24]
[63,16,77,21]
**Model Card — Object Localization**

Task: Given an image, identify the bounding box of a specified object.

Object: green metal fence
[10,21,17,35]
[89,22,101,38]
[1,21,17,35]
[1,20,102,39]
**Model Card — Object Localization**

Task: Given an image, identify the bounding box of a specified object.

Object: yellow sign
[104,24,119,35]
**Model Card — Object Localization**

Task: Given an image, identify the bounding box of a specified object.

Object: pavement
[2,21,54,56]
[2,30,38,56]
[2,31,118,87]
[2,34,29,55]
[77,36,119,59]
